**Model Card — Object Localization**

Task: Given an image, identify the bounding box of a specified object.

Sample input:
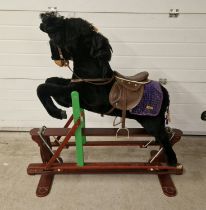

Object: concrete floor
[0,132,206,210]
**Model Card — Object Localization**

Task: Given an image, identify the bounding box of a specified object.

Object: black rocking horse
[37,12,177,166]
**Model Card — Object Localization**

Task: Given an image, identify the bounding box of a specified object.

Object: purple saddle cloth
[130,81,163,116]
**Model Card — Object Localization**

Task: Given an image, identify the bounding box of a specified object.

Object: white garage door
[0,0,206,134]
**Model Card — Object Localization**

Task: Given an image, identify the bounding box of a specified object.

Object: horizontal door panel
[0,11,73,26]
[78,13,206,28]
[1,0,206,13]
[0,89,205,105]
[111,56,206,70]
[1,26,206,43]
[1,54,206,70]
[0,66,206,83]
[1,41,206,57]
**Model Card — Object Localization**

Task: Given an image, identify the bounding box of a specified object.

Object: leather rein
[57,47,114,86]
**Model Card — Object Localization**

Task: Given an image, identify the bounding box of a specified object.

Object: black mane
[40,12,112,61]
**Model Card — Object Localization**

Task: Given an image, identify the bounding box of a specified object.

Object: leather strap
[71,76,114,85]
[121,88,127,128]
[115,75,150,85]
[57,47,64,60]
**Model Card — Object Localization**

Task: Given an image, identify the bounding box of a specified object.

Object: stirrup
[116,127,130,139]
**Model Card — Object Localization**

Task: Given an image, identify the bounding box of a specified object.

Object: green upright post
[71,91,85,166]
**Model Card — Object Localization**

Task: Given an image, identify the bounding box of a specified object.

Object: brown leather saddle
[109,71,150,129]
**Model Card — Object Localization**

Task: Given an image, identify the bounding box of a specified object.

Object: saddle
[109,71,150,129]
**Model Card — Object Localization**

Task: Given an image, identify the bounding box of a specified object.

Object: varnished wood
[28,162,183,175]
[36,174,54,197]
[30,128,150,137]
[28,127,183,197]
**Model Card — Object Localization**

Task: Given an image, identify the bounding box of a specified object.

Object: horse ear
[90,33,113,61]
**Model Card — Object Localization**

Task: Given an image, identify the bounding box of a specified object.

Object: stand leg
[31,133,55,197]
[158,174,177,197]
[36,174,54,197]
[149,130,182,197]
[150,151,177,197]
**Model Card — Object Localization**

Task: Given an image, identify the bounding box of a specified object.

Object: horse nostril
[39,23,46,32]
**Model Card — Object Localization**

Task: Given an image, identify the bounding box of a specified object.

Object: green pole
[71,91,85,166]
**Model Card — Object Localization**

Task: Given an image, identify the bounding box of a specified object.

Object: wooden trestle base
[27,127,183,197]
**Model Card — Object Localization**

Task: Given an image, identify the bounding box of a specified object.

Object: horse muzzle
[54,60,69,67]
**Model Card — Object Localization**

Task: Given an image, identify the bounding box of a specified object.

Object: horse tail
[160,85,171,124]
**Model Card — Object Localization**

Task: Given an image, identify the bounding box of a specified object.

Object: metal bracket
[38,126,62,163]
[169,9,180,18]
[142,139,155,148]
[116,128,130,139]
[48,7,58,12]
[159,78,168,85]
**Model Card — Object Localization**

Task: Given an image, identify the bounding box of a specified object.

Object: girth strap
[71,76,114,85]
[122,87,127,128]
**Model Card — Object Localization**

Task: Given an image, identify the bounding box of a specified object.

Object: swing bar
[28,162,183,175]
[30,128,181,148]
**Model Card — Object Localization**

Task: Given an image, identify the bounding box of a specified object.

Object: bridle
[57,47,114,86]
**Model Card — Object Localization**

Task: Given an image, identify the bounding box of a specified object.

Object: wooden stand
[27,91,183,197]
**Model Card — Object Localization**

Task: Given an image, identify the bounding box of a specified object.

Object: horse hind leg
[138,117,177,166]
[155,129,177,166]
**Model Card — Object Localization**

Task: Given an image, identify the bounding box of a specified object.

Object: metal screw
[169,9,180,18]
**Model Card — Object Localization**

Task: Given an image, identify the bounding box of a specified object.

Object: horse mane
[40,12,113,61]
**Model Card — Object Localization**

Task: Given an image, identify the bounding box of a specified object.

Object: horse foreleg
[45,77,71,107]
[37,83,70,119]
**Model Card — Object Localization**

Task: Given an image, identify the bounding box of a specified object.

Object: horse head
[40,12,113,78]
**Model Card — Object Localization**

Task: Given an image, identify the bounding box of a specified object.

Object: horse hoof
[61,110,67,119]
[167,159,177,167]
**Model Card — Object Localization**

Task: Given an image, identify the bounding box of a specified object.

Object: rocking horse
[27,12,183,197]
